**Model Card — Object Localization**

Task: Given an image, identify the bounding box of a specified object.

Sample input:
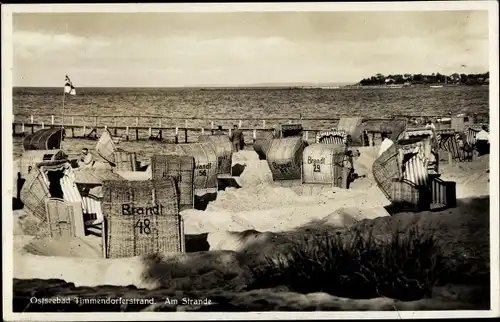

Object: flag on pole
[64,75,76,95]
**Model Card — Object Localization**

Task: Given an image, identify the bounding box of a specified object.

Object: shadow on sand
[12,196,490,311]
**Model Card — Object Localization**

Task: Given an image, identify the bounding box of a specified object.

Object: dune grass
[248,227,448,301]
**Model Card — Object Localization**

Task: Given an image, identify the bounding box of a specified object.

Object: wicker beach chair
[436,129,464,162]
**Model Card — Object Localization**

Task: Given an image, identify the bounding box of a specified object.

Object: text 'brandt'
[307,156,326,164]
[122,204,165,216]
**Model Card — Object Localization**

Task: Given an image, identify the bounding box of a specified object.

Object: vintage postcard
[2,1,499,320]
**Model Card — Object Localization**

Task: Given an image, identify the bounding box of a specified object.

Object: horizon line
[12,84,355,89]
[12,70,490,88]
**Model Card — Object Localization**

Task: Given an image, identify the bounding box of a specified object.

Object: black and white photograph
[2,2,499,319]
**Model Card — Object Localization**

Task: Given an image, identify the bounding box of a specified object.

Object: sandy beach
[11,145,491,311]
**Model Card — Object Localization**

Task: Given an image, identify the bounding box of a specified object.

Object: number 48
[134,219,152,234]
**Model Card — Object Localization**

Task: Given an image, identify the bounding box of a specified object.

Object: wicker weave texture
[302,144,350,187]
[104,214,183,258]
[451,117,466,132]
[113,151,137,171]
[45,198,76,238]
[389,119,408,142]
[391,179,421,206]
[150,155,195,211]
[23,128,63,150]
[197,135,233,176]
[372,144,401,200]
[101,179,179,217]
[253,131,274,160]
[266,137,305,181]
[336,117,364,146]
[20,167,51,222]
[175,143,218,194]
[101,178,183,258]
[336,117,363,135]
[96,130,117,164]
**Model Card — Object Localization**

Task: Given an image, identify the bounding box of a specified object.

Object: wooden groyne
[12,113,489,145]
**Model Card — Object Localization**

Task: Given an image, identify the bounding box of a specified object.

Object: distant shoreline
[344,84,488,89]
[12,84,489,91]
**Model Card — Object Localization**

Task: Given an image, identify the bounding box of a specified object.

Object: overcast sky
[12,10,489,87]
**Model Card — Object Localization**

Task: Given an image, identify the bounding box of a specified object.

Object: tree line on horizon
[357,71,489,86]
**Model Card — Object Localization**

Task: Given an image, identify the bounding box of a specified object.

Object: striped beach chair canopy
[435,129,466,161]
[399,142,429,187]
[399,126,439,152]
[279,123,303,138]
[315,129,348,145]
[316,117,364,146]
[464,125,483,146]
[398,127,434,140]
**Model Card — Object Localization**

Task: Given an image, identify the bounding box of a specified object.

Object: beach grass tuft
[248,227,447,301]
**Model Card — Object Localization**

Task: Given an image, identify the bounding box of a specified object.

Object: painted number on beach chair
[199,170,207,176]
[313,164,321,172]
[134,219,152,234]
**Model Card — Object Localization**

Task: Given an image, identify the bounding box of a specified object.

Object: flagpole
[61,87,66,145]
